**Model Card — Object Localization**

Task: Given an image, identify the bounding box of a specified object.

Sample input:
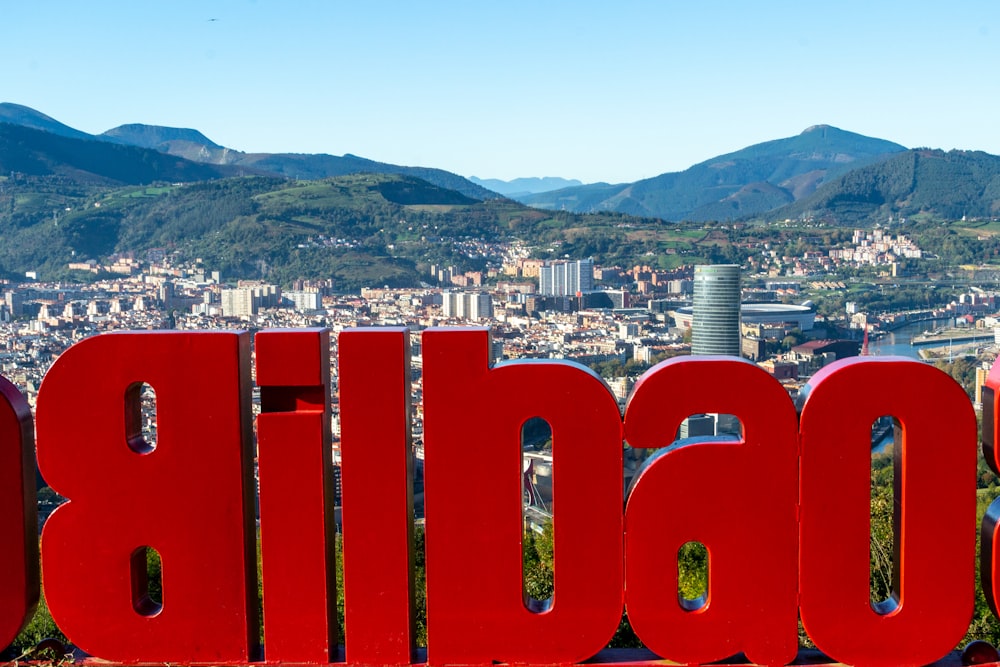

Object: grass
[403,204,466,213]
[116,185,178,199]
[253,174,421,212]
[954,221,1000,236]
[254,180,371,209]
[623,229,707,243]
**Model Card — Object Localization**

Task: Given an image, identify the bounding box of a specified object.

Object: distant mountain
[233,152,499,200]
[0,105,497,200]
[769,149,1000,223]
[0,123,237,185]
[100,124,225,163]
[99,123,497,200]
[0,103,94,142]
[468,176,584,197]
[518,125,907,221]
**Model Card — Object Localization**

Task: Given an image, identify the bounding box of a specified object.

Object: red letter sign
[623,356,799,665]
[799,357,976,667]
[980,363,1000,629]
[0,375,39,650]
[339,328,418,665]
[422,328,624,664]
[36,332,260,663]
[256,329,337,663]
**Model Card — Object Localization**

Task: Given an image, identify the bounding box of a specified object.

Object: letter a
[623,356,798,665]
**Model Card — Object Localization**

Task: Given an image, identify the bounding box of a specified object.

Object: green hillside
[0,168,747,287]
[771,149,1000,224]
[0,174,483,284]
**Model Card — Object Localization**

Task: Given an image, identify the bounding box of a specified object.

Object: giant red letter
[256,329,336,663]
[339,328,417,665]
[36,332,259,663]
[422,328,623,664]
[623,356,799,665]
[0,375,39,651]
[979,362,1000,629]
[799,357,976,667]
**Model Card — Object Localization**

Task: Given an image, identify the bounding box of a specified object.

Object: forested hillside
[773,149,1000,223]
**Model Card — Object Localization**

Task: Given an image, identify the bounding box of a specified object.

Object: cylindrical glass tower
[691,264,741,356]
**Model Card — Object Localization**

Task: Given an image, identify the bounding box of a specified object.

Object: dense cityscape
[3,227,998,452]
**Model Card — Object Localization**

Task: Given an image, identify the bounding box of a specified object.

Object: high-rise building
[539,259,594,296]
[441,291,493,321]
[4,290,24,317]
[221,284,281,317]
[691,264,741,356]
[976,361,993,409]
[284,290,323,312]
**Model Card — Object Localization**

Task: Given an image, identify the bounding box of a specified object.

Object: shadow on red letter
[623,356,799,665]
[799,357,976,667]
[0,375,39,651]
[422,328,623,664]
[36,332,259,663]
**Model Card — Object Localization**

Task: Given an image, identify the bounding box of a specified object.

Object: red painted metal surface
[35,332,260,663]
[256,329,337,663]
[0,329,997,665]
[623,356,799,665]
[422,327,624,665]
[338,328,417,665]
[981,364,1000,626]
[0,375,38,649]
[799,357,977,667]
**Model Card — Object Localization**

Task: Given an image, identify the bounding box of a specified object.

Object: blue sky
[3,1,999,183]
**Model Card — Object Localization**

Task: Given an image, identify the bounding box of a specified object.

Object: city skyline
[3,1,999,183]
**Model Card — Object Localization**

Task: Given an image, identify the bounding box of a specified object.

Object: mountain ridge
[0,103,94,142]
[5,102,1000,232]
[468,176,585,196]
[518,125,907,221]
[0,122,240,185]
[0,103,497,200]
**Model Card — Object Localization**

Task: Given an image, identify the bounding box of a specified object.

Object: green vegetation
[777,149,1000,225]
[589,351,684,380]
[914,221,1000,266]
[0,170,761,287]
[10,592,67,659]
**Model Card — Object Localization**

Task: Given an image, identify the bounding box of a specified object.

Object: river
[866,318,956,360]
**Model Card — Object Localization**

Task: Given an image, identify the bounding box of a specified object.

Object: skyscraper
[539,259,594,296]
[691,264,741,356]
